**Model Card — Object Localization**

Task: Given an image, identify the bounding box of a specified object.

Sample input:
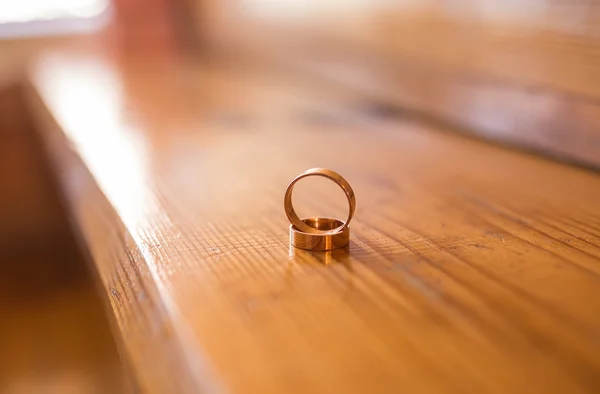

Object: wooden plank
[25,76,210,394]
[27,49,600,394]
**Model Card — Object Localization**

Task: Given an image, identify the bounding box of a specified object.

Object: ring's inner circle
[291,176,348,222]
[301,218,344,231]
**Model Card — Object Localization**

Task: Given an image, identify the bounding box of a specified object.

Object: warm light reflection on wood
[35,55,162,237]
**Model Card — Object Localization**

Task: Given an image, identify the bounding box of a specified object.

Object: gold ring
[290,218,350,251]
[284,168,356,235]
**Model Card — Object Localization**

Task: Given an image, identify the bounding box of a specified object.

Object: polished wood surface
[23,48,600,393]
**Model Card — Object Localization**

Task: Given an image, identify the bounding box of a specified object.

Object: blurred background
[1,0,600,393]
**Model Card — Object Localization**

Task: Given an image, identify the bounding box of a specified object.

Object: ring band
[284,168,356,235]
[290,218,350,251]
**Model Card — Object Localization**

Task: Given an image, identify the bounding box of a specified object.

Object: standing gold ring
[284,168,356,235]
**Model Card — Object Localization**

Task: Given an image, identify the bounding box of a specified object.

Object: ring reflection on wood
[290,218,350,251]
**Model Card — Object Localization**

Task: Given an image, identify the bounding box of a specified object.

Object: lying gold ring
[284,168,356,235]
[290,218,350,251]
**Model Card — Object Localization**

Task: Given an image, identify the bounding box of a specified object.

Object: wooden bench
[17,45,600,394]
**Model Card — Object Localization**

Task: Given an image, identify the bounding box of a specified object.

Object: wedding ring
[284,168,356,235]
[290,218,350,251]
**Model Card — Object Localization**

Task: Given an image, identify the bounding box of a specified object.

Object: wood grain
[25,49,600,394]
